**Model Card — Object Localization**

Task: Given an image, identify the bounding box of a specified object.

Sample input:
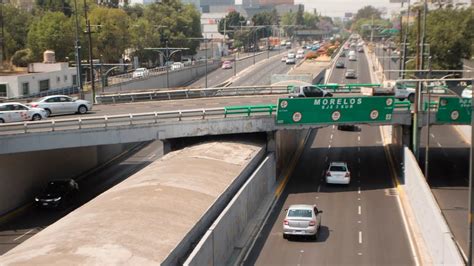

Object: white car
[296,49,305,59]
[132,68,149,78]
[462,85,472,98]
[29,95,92,116]
[326,162,351,184]
[0,102,47,123]
[170,62,184,71]
[287,52,296,59]
[285,57,296,64]
[283,204,322,240]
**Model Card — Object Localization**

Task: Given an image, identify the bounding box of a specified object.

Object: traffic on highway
[1,1,473,264]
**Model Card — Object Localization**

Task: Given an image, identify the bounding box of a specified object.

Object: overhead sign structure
[276,96,395,125]
[436,97,471,124]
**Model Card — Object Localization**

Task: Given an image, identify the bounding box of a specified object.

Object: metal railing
[0,105,276,136]
[95,85,290,104]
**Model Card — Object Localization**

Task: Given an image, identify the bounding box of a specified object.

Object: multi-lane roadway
[246,47,416,265]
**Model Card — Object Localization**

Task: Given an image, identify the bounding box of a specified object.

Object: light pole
[72,0,83,98]
[83,0,95,101]
[424,56,432,179]
[469,75,474,266]
[145,44,188,88]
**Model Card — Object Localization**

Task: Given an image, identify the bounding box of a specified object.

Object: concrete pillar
[266,131,276,153]
[163,140,172,155]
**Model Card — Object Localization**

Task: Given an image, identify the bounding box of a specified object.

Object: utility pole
[83,0,95,101]
[424,56,432,179]
[468,75,474,266]
[73,0,83,98]
[412,8,422,161]
[401,0,411,79]
[420,0,428,72]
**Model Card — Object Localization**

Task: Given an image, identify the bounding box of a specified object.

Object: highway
[0,140,163,255]
[419,125,470,257]
[0,46,294,254]
[246,48,415,265]
[374,45,400,81]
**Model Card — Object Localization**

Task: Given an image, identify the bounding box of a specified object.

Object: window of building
[22,82,29,95]
[64,75,68,82]
[56,76,60,84]
[0,84,7,97]
[72,75,77,86]
[39,79,50,91]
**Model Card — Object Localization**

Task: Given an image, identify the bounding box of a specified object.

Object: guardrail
[394,100,412,111]
[7,86,80,100]
[95,85,290,104]
[0,105,276,136]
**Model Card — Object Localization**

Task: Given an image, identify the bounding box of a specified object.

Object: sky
[294,0,404,18]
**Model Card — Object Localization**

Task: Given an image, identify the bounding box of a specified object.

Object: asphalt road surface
[246,125,415,265]
[0,140,164,255]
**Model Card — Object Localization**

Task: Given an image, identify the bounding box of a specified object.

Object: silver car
[29,95,92,117]
[283,204,322,240]
[0,102,47,123]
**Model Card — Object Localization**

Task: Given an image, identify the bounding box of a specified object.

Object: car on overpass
[29,95,93,117]
[34,179,79,209]
[462,85,472,98]
[289,85,333,98]
[132,67,149,78]
[283,204,322,240]
[222,60,232,69]
[326,162,351,184]
[0,102,47,123]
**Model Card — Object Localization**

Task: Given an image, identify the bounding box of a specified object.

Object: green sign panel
[436,97,471,124]
[276,96,395,125]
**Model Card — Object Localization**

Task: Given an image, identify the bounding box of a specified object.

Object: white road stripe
[358,198,361,201]
[358,136,361,141]
[328,144,331,149]
[430,133,435,138]
[358,205,361,215]
[437,142,442,147]
[359,231,362,244]
[330,134,333,140]
[358,187,361,194]
[14,229,34,241]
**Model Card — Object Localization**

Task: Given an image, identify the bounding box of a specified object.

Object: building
[259,0,293,5]
[200,0,234,12]
[0,62,77,98]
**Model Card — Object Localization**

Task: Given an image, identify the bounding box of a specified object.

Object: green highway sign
[436,97,471,124]
[276,96,395,125]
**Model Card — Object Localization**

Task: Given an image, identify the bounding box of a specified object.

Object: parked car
[326,162,351,184]
[335,61,345,68]
[283,204,322,240]
[285,57,296,64]
[345,69,357,79]
[35,179,79,209]
[289,85,333,98]
[222,60,232,69]
[132,67,149,78]
[29,95,92,117]
[0,102,47,123]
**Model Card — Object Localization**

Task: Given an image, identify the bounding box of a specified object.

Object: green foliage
[303,12,319,29]
[352,18,391,39]
[11,48,34,67]
[26,11,75,61]
[35,0,73,16]
[354,5,382,21]
[416,7,474,69]
[295,4,304,26]
[218,11,246,39]
[1,4,33,60]
[123,4,144,19]
[89,7,131,62]
[251,11,278,38]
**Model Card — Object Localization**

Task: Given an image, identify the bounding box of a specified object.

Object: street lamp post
[83,0,95,101]
[72,0,83,99]
[424,56,432,179]
[469,76,474,266]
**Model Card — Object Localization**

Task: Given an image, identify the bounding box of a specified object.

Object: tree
[352,18,391,39]
[89,7,131,62]
[281,11,296,36]
[218,11,246,39]
[1,4,32,60]
[295,4,304,26]
[35,0,73,16]
[26,11,75,61]
[123,4,144,19]
[11,48,33,67]
[129,17,161,65]
[251,11,277,38]
[303,12,319,29]
[354,5,382,21]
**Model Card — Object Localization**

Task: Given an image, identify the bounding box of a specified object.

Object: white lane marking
[147,154,156,160]
[358,252,363,256]
[359,231,362,244]
[14,229,34,241]
[430,133,435,138]
[358,205,361,215]
[358,221,362,224]
[358,187,361,194]
[358,136,361,142]
[330,134,333,140]
[437,142,442,147]
[358,198,361,201]
[328,144,331,149]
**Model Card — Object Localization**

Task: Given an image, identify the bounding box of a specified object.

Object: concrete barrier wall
[184,154,276,265]
[0,143,136,216]
[105,61,220,92]
[402,147,464,265]
[275,129,309,177]
[163,146,266,265]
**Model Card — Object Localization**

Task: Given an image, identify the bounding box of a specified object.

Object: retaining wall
[184,154,276,265]
[402,147,464,265]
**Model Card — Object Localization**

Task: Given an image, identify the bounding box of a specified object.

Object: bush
[305,51,319,59]
[11,49,33,67]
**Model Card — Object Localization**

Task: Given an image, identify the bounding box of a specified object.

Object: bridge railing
[0,105,276,136]
[95,85,290,104]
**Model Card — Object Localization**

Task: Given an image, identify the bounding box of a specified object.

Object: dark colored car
[340,52,346,57]
[337,125,359,131]
[335,61,345,68]
[35,179,79,209]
